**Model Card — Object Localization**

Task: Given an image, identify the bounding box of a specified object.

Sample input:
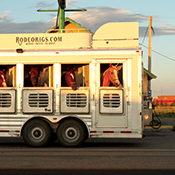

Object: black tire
[23,119,51,147]
[57,119,86,147]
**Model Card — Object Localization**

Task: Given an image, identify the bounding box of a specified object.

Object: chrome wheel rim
[28,125,46,143]
[62,125,80,143]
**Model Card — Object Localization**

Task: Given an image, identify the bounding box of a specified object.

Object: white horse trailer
[0,22,143,147]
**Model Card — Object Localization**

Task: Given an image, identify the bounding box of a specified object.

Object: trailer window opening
[0,65,16,87]
[61,64,89,88]
[100,63,123,87]
[24,64,53,87]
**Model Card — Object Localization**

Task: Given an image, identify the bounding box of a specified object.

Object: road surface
[0,131,174,175]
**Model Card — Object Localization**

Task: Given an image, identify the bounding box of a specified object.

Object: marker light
[144,115,149,120]
[16,48,23,53]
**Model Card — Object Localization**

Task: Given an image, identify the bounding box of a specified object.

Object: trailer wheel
[23,119,51,147]
[57,119,86,147]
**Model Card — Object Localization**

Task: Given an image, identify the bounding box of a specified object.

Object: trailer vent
[60,89,89,114]
[66,93,87,108]
[28,93,49,108]
[0,93,11,107]
[103,93,120,108]
[100,89,123,114]
[23,89,53,114]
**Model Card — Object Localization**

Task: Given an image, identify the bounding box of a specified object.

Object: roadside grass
[154,106,175,117]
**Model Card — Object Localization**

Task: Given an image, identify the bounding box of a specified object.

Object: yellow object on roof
[45,17,93,34]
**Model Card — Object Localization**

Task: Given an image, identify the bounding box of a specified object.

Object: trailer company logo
[16,36,62,46]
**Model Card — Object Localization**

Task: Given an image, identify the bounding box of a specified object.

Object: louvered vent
[103,93,120,108]
[28,93,49,108]
[0,93,11,107]
[66,93,87,108]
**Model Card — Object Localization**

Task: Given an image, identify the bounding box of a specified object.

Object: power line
[66,2,86,10]
[38,2,57,9]
[140,44,175,62]
[141,26,148,45]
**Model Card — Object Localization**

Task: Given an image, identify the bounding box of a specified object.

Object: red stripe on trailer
[121,131,132,133]
[0,130,9,132]
[15,130,20,133]
[103,131,114,133]
[90,131,132,134]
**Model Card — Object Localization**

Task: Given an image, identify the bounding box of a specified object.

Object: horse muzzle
[71,83,76,90]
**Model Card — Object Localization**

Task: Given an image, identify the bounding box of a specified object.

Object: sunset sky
[1,0,175,97]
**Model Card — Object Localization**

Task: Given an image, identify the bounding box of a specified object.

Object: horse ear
[67,67,70,71]
[115,63,119,67]
[109,63,112,67]
[2,69,5,73]
[117,65,123,71]
[73,67,76,71]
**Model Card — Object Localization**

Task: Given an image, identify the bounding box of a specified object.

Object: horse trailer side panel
[130,55,142,130]
[60,88,90,114]
[0,89,16,114]
[22,89,54,114]
[94,58,128,128]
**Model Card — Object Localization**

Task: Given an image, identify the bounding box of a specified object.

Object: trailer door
[94,59,130,128]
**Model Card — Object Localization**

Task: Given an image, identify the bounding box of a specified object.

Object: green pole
[59,5,65,32]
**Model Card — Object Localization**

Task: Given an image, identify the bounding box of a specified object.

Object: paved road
[0,131,175,175]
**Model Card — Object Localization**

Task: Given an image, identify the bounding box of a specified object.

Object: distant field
[154,106,175,117]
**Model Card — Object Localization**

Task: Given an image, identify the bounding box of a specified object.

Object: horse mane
[102,68,111,87]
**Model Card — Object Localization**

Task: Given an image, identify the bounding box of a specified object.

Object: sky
[1,0,175,98]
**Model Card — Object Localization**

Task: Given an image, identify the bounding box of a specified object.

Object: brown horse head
[65,67,76,90]
[0,69,7,87]
[103,63,123,87]
[30,66,39,87]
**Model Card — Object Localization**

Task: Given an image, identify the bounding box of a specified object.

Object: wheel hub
[65,127,77,140]
[33,129,41,138]
[67,129,75,137]
[31,127,43,140]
